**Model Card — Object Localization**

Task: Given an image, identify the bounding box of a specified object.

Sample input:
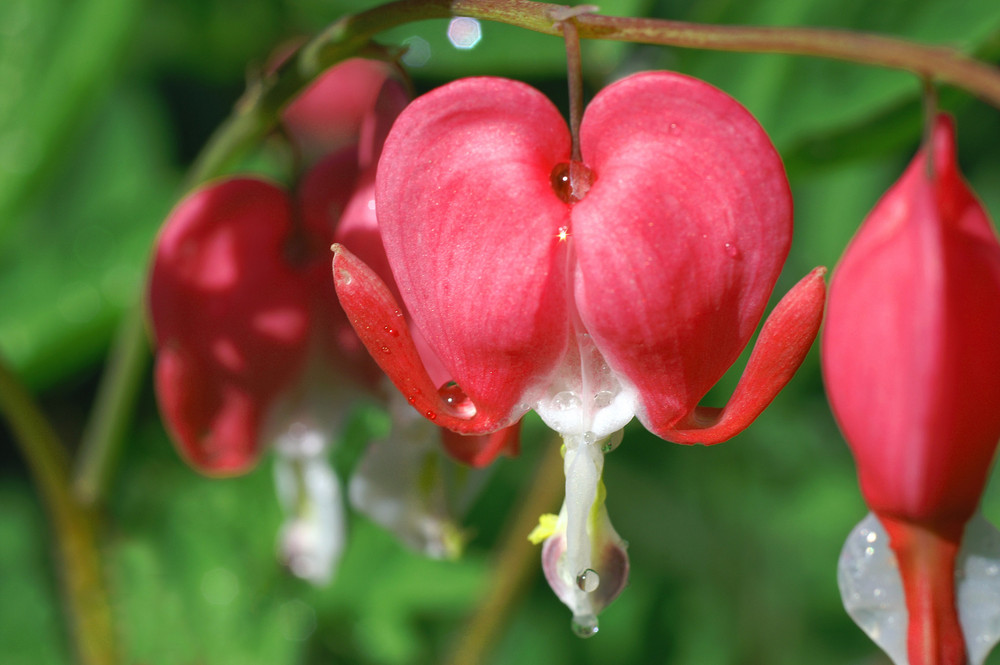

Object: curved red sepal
[659,266,826,444]
[332,244,510,435]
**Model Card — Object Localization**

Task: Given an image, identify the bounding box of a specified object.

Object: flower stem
[445,439,565,665]
[73,299,150,507]
[0,354,116,665]
[553,7,588,163]
[188,0,1000,191]
[881,516,967,665]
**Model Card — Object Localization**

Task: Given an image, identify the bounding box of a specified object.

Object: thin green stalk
[188,0,1000,194]
[0,355,116,665]
[445,440,565,665]
[74,300,150,507]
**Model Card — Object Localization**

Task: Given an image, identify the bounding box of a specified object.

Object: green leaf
[0,89,178,389]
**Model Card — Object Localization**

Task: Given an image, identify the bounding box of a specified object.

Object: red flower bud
[823,115,1000,665]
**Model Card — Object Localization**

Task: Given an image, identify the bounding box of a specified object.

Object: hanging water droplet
[571,613,599,638]
[602,430,624,454]
[438,382,476,418]
[576,568,601,592]
[593,390,614,408]
[551,391,581,411]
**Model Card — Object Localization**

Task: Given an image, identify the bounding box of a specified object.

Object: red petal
[822,115,1000,523]
[572,72,794,431]
[148,178,312,474]
[375,77,573,420]
[439,421,522,467]
[662,267,826,444]
[282,58,404,162]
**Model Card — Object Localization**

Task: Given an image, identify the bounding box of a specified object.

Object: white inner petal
[559,431,605,622]
[535,331,637,438]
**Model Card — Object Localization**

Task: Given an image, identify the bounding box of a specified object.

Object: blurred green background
[2,0,1000,663]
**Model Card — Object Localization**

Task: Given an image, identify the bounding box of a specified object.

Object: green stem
[73,300,150,507]
[187,0,1000,188]
[445,439,566,665]
[0,355,116,665]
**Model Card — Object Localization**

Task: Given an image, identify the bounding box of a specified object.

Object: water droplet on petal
[383,325,399,337]
[724,242,740,258]
[571,613,599,638]
[593,390,614,408]
[552,391,581,411]
[602,430,624,454]
[576,568,601,592]
[438,382,477,418]
[406,395,416,405]
[668,122,681,135]
[425,411,437,421]
[380,346,390,354]
[337,269,353,285]
[582,431,596,446]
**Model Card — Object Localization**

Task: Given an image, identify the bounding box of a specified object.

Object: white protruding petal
[273,425,345,586]
[838,512,1000,665]
[957,513,1000,665]
[563,432,604,606]
[348,387,482,559]
[838,513,907,664]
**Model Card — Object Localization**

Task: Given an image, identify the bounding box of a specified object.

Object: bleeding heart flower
[333,71,826,628]
[149,58,517,582]
[824,115,1000,665]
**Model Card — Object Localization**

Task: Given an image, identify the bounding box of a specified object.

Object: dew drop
[593,390,614,408]
[549,161,593,203]
[668,122,681,135]
[380,345,390,354]
[550,162,571,201]
[437,382,477,418]
[571,614,599,638]
[406,395,416,405]
[582,431,596,446]
[383,325,399,337]
[337,269,353,285]
[576,568,601,592]
[551,391,581,412]
[724,242,740,259]
[425,411,438,421]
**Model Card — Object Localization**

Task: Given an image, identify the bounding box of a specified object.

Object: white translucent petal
[274,435,345,586]
[838,512,1000,665]
[957,514,1000,665]
[348,388,484,559]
